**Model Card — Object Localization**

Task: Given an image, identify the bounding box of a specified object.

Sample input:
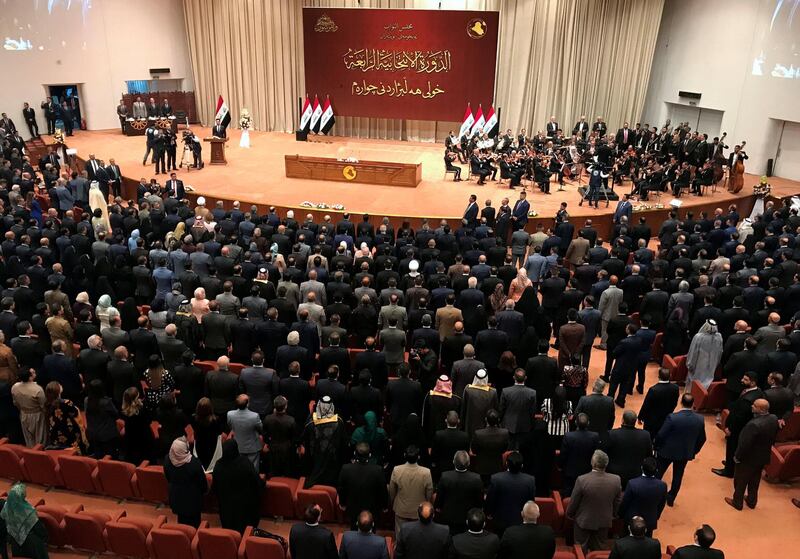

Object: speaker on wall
[767,158,774,177]
[149,67,171,75]
[678,90,702,100]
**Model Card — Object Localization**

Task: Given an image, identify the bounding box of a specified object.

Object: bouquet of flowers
[754,176,771,196]
[53,128,65,144]
[239,108,251,131]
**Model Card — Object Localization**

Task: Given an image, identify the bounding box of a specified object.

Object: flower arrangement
[299,201,346,211]
[754,176,771,197]
[527,210,538,217]
[239,108,251,131]
[53,128,64,144]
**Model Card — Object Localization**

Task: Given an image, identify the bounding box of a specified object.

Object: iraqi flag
[214,95,231,128]
[458,104,474,138]
[319,96,335,135]
[470,105,485,136]
[299,94,312,132]
[482,106,499,137]
[309,95,323,133]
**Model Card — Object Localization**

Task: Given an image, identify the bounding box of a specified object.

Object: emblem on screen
[315,14,339,33]
[467,18,487,39]
[342,165,357,180]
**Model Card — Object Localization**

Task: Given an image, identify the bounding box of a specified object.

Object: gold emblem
[343,165,357,180]
[155,119,171,129]
[467,18,487,39]
[315,13,338,33]
[131,120,147,130]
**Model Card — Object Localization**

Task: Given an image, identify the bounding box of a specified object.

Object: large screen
[751,0,800,79]
[302,8,499,121]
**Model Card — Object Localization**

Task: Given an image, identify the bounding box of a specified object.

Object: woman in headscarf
[84,379,119,458]
[515,285,541,326]
[302,396,347,488]
[212,439,263,534]
[148,298,168,341]
[686,319,723,391]
[461,369,499,440]
[508,268,532,302]
[119,297,140,332]
[95,294,118,332]
[89,181,111,234]
[0,483,48,559]
[390,413,426,466]
[71,292,92,323]
[350,410,388,466]
[422,375,462,441]
[190,287,209,323]
[128,229,141,252]
[489,283,507,315]
[164,437,208,527]
[663,307,689,358]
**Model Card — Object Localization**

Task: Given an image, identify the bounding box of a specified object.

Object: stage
[57,127,800,237]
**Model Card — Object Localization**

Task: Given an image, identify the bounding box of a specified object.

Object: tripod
[179,144,194,171]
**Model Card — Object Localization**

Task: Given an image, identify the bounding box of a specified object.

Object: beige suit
[566,469,622,552]
[435,305,463,341]
[565,237,590,266]
[12,380,46,446]
[388,462,434,530]
[46,316,74,357]
[45,289,73,323]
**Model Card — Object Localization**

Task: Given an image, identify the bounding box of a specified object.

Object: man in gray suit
[300,270,327,306]
[499,369,537,447]
[566,450,622,553]
[379,293,408,330]
[132,96,147,119]
[215,281,241,317]
[666,281,694,328]
[53,180,75,215]
[379,317,407,372]
[227,394,263,470]
[598,275,623,348]
[450,345,485,397]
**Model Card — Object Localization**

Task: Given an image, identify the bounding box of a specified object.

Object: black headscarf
[211,439,263,534]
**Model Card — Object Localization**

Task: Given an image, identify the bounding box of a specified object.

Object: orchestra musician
[470,148,491,185]
[517,128,527,149]
[726,143,748,193]
[592,116,607,139]
[673,161,691,197]
[445,129,466,163]
[444,149,463,181]
[691,161,714,196]
[546,116,559,138]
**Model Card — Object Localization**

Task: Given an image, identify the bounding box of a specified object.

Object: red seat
[553,545,582,559]
[262,476,299,519]
[229,362,245,375]
[58,454,101,493]
[35,503,83,548]
[662,354,687,385]
[148,522,206,559]
[294,481,340,523]
[21,448,66,487]
[586,552,610,559]
[105,514,166,558]
[95,457,140,499]
[776,407,800,443]
[63,509,124,553]
[136,462,169,504]
[192,528,242,559]
[239,526,286,559]
[764,444,800,482]
[535,492,566,534]
[691,380,727,413]
[0,445,28,481]
[194,360,216,373]
[651,332,664,363]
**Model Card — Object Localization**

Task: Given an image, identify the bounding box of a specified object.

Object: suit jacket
[463,203,479,228]
[226,408,262,453]
[575,393,615,439]
[566,470,622,530]
[499,523,555,559]
[565,237,590,266]
[386,377,422,427]
[165,179,185,200]
[450,531,500,559]
[128,327,160,371]
[431,428,470,473]
[560,429,601,480]
[671,544,725,559]
[158,336,188,373]
[435,469,484,527]
[485,471,536,528]
[608,535,662,559]
[212,125,227,138]
[735,413,779,467]
[512,199,530,224]
[340,531,389,559]
[289,522,338,559]
[605,425,653,483]
[638,382,679,437]
[394,519,451,559]
[205,369,240,415]
[338,462,389,522]
[618,475,667,530]
[202,312,230,349]
[654,409,706,461]
[471,426,509,476]
[499,384,536,434]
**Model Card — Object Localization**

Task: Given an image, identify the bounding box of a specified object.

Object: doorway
[667,103,724,138]
[47,84,82,132]
[774,120,800,181]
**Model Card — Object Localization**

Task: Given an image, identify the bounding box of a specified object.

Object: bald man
[394,502,450,559]
[227,393,263,470]
[498,501,556,559]
[725,399,779,511]
[753,312,785,354]
[205,355,240,415]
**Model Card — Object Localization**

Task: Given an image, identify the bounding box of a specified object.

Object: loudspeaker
[767,158,774,177]
[296,129,308,142]
[678,90,702,100]
[149,67,171,75]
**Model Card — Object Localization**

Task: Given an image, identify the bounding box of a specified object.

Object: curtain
[183,0,664,142]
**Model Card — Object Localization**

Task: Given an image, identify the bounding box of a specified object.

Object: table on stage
[284,154,422,188]
[123,116,178,136]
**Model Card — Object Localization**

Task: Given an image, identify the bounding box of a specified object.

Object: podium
[204,137,228,165]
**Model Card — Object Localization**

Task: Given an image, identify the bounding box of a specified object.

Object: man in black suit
[498,501,555,559]
[10,321,45,372]
[431,411,469,479]
[385,363,422,429]
[499,369,537,448]
[545,116,559,138]
[337,443,389,529]
[671,524,725,559]
[165,172,185,200]
[608,324,640,407]
[449,508,499,559]
[638,367,680,439]
[607,516,661,559]
[618,457,667,536]
[212,118,227,138]
[575,379,616,443]
[484,451,536,536]
[615,122,634,151]
[724,398,779,510]
[128,315,160,372]
[435,451,484,534]
[463,194,479,229]
[22,102,39,138]
[106,158,122,198]
[712,372,764,478]
[394,502,451,559]
[288,504,338,559]
[559,413,601,496]
[655,394,706,506]
[469,151,490,185]
[605,410,653,488]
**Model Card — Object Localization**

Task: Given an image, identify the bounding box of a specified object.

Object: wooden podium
[204,137,228,165]
[284,154,421,187]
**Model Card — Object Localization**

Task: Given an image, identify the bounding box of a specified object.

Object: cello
[727,141,747,193]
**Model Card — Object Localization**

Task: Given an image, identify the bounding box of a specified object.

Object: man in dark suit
[615,122,634,151]
[212,118,227,138]
[449,508,499,559]
[471,410,510,479]
[605,410,653,488]
[394,502,451,559]
[671,524,725,559]
[619,457,667,536]
[638,367,680,439]
[463,195,479,228]
[498,501,555,559]
[613,194,633,224]
[484,451,536,536]
[545,116,559,138]
[40,341,82,402]
[431,411,469,478]
[499,369,537,448]
[128,316,160,372]
[158,324,188,373]
[511,192,529,231]
[608,324,640,407]
[566,449,622,553]
[205,356,240,416]
[165,172,185,200]
[385,364,422,429]
[202,301,230,359]
[607,516,661,559]
[338,443,389,529]
[724,398,779,510]
[712,372,764,478]
[560,413,601,496]
[288,504,338,559]
[435,451,484,534]
[654,394,706,506]
[575,379,616,443]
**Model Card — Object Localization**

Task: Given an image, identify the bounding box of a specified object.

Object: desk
[123,117,179,136]
[284,155,421,188]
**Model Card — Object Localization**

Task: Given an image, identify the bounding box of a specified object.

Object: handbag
[251,528,287,552]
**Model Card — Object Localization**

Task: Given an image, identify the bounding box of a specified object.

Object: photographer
[409,339,438,392]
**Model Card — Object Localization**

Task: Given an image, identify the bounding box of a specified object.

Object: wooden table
[123,117,178,136]
[204,137,228,165]
[284,154,421,188]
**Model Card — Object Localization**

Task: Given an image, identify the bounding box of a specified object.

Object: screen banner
[302,8,499,121]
